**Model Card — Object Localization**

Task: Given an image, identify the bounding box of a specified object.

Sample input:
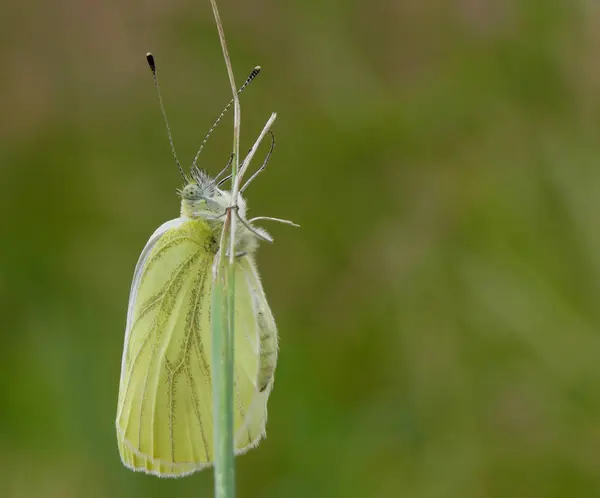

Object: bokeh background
[2,1,600,497]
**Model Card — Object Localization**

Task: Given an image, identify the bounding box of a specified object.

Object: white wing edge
[118,218,184,386]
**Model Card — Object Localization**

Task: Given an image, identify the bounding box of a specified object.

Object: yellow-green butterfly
[116,54,296,477]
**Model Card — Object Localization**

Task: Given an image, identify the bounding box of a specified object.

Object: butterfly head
[180,168,216,200]
[179,168,241,221]
[181,182,210,201]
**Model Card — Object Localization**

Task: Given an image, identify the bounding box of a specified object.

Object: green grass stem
[209,1,239,497]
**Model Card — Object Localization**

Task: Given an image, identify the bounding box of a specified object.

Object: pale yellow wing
[116,218,278,477]
[231,255,278,453]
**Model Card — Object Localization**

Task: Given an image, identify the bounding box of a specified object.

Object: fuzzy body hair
[180,168,258,255]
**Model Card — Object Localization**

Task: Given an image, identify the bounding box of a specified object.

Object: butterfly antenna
[191,66,261,169]
[146,53,188,182]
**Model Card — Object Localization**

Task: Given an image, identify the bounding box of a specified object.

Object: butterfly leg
[214,154,235,186]
[240,131,275,194]
[223,249,247,259]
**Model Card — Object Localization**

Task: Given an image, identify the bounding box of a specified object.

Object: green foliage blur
[2,1,600,497]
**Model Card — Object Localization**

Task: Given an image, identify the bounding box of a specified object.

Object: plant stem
[211,247,234,498]
[209,1,239,498]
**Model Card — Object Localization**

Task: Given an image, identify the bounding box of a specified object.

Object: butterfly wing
[116,219,278,477]
[231,255,278,453]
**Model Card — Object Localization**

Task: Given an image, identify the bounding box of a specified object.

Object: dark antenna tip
[146,53,156,72]
[145,51,188,182]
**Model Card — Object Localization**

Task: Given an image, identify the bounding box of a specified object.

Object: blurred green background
[2,0,600,497]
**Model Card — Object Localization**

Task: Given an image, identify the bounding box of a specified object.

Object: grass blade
[209,1,239,497]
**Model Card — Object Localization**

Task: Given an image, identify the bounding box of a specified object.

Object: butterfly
[115,53,296,477]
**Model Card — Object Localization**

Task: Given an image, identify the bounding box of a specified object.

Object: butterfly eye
[182,184,203,201]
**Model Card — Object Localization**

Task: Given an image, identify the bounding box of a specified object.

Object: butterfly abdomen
[257,315,277,392]
[251,279,277,392]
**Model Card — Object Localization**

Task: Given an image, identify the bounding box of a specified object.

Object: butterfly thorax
[179,178,257,256]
